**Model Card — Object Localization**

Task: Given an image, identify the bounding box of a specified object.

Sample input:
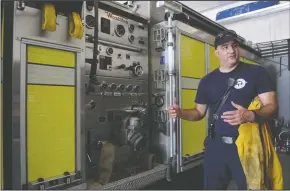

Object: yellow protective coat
[236,97,283,190]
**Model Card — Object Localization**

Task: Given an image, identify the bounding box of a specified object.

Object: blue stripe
[216,1,280,21]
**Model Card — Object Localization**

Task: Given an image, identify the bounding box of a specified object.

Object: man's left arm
[222,67,278,125]
[254,91,278,120]
[244,66,278,122]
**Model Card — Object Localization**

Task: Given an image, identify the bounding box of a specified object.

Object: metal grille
[252,39,290,58]
[88,164,167,190]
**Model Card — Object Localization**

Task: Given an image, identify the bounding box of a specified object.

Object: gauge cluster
[85,44,148,80]
[85,8,148,50]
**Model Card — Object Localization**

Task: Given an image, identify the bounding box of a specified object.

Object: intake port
[133,65,143,77]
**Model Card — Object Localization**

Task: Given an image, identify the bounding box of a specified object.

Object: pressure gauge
[85,15,96,28]
[115,24,126,37]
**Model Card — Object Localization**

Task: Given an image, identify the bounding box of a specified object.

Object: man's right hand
[168,97,180,118]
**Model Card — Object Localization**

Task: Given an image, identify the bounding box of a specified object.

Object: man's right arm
[168,100,208,121]
[178,104,208,121]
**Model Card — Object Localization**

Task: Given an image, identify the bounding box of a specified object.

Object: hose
[165,157,173,182]
[279,130,290,140]
[89,0,99,84]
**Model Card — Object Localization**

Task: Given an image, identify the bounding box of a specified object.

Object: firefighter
[168,30,278,190]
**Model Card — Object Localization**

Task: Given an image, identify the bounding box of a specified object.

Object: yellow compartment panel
[240,57,244,62]
[180,35,205,78]
[27,85,75,182]
[0,80,2,189]
[0,83,2,188]
[0,84,2,189]
[244,58,257,65]
[209,46,220,72]
[181,89,207,156]
[27,45,75,68]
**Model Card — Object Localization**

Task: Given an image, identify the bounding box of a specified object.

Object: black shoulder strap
[209,77,237,137]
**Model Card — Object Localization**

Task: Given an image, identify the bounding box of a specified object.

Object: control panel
[85,44,148,80]
[85,76,146,96]
[85,76,148,130]
[85,8,148,50]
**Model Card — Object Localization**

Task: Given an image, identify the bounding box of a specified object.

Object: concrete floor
[143,153,290,190]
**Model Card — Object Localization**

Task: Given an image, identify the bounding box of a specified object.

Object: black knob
[118,64,126,69]
[128,35,135,43]
[129,24,135,33]
[86,1,94,11]
[87,100,96,110]
[126,85,133,92]
[118,84,125,91]
[106,47,113,55]
[110,83,117,91]
[100,82,108,90]
[133,85,140,92]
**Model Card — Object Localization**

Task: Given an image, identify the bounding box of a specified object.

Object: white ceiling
[178,1,237,12]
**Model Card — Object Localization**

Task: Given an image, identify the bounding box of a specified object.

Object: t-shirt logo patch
[234,78,247,89]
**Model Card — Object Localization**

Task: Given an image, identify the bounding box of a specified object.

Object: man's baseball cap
[214,30,239,48]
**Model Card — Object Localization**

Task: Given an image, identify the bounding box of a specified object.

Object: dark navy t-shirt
[195,62,275,137]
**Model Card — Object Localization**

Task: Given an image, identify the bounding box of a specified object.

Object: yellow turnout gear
[236,97,283,189]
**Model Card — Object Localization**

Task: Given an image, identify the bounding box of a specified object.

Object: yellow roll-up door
[209,46,219,72]
[180,35,205,78]
[180,34,207,157]
[26,45,76,182]
[181,89,207,156]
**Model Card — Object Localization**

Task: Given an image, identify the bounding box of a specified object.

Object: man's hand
[221,101,255,125]
[168,97,180,118]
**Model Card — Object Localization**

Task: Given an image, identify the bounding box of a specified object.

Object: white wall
[200,1,290,44]
[222,9,290,44]
[263,57,290,122]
